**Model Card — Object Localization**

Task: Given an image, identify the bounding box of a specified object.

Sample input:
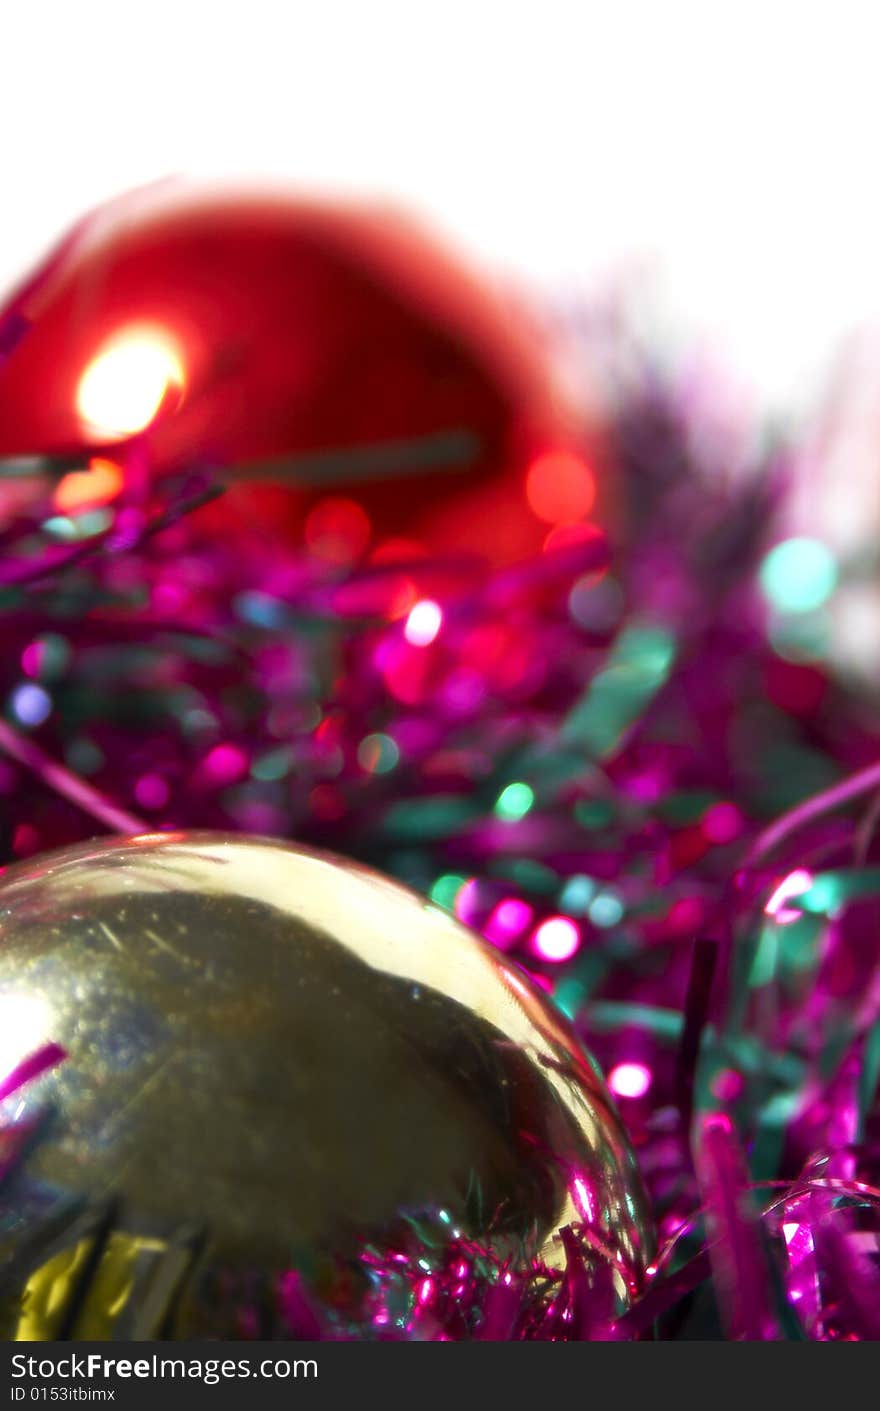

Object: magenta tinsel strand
[0,720,145,834]
[745,759,880,871]
[474,1278,522,1341]
[808,1196,880,1341]
[695,1115,780,1340]
[542,1225,618,1340]
[614,1250,713,1336]
[0,1043,67,1104]
[276,1272,325,1341]
[675,936,718,1133]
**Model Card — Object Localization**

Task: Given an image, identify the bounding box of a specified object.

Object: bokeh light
[134,772,170,811]
[532,915,580,962]
[430,874,467,912]
[485,897,533,948]
[765,868,813,925]
[525,450,595,525]
[305,497,371,564]
[494,781,534,822]
[701,800,744,844]
[202,742,248,786]
[568,575,624,633]
[588,890,624,928]
[10,683,52,727]
[759,537,838,615]
[608,1062,652,1100]
[404,600,442,647]
[559,874,596,915]
[54,458,124,514]
[357,732,400,775]
[76,329,184,436]
[453,877,481,926]
[21,635,71,682]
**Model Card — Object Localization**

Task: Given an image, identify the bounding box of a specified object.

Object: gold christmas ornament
[0,833,652,1339]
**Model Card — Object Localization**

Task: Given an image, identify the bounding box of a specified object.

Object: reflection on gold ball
[0,833,652,1339]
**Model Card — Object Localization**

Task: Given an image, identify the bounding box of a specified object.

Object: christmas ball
[0,832,651,1340]
[0,183,596,560]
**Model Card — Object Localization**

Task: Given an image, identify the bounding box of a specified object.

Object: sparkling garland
[2,315,880,1339]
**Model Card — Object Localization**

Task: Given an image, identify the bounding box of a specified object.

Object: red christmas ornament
[0,183,601,560]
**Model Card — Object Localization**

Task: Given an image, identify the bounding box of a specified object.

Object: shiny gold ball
[0,833,652,1339]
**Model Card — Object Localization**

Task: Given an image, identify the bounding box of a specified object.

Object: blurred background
[3,0,880,421]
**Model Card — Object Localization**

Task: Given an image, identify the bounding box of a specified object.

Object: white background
[2,1,879,415]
